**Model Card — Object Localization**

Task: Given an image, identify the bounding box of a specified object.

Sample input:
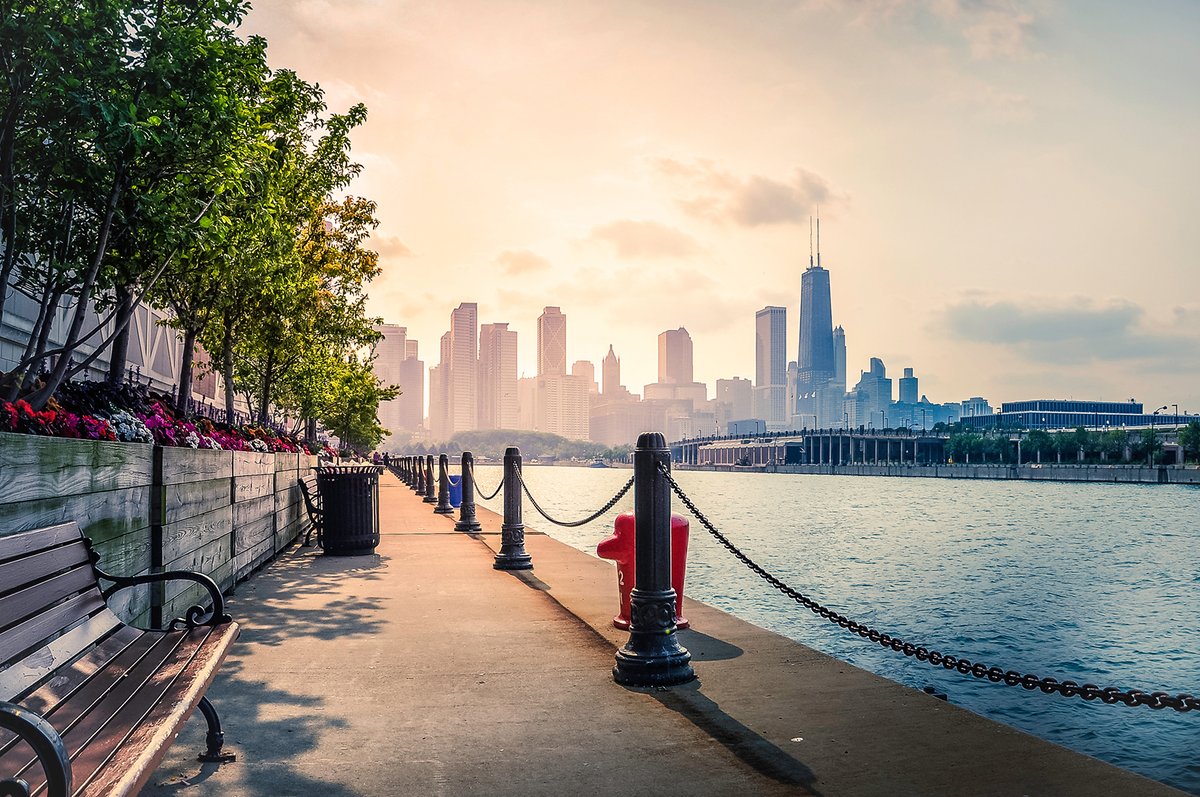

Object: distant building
[898,367,918,405]
[537,306,567,376]
[572,359,598,394]
[959,399,1189,430]
[478,322,518,430]
[754,306,787,426]
[716,377,753,421]
[658,327,693,384]
[447,303,478,435]
[961,396,993,418]
[601,344,629,399]
[846,357,892,428]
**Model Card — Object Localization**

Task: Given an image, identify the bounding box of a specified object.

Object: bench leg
[196,696,237,763]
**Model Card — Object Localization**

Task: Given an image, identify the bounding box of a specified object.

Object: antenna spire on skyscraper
[809,216,814,268]
[816,210,822,269]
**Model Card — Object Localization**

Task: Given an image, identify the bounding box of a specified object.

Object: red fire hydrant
[596,512,689,630]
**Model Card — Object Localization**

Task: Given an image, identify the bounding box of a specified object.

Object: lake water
[472,465,1200,794]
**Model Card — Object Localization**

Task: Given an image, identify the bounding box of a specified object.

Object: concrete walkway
[143,471,1184,796]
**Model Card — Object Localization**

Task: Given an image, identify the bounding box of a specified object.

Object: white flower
[107,410,154,443]
[185,431,200,448]
[200,435,222,450]
[249,438,269,453]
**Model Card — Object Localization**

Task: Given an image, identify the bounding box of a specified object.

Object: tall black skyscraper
[795,219,835,417]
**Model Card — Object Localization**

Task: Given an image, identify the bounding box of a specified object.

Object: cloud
[586,220,702,259]
[494,249,552,275]
[944,297,1200,367]
[372,234,413,259]
[804,0,1037,59]
[654,159,833,227]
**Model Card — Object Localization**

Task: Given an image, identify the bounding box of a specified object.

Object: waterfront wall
[758,461,1200,484]
[0,432,316,625]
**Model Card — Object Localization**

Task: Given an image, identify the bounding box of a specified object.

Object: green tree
[1098,429,1127,462]
[1177,421,1200,464]
[1024,429,1053,463]
[320,354,397,452]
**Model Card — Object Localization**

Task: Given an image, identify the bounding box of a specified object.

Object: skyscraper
[478,322,518,430]
[754,306,787,425]
[448,303,478,435]
[899,367,918,405]
[657,328,693,385]
[572,360,598,394]
[537,306,567,376]
[795,220,838,426]
[832,325,846,389]
[602,344,622,397]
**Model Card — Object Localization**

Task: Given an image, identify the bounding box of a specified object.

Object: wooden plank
[77,623,237,797]
[274,452,299,472]
[0,540,92,595]
[161,538,230,603]
[0,591,107,667]
[159,447,232,486]
[0,523,86,564]
[0,488,151,547]
[160,505,232,564]
[0,566,99,629]
[90,528,153,585]
[233,450,273,477]
[160,477,230,525]
[232,472,274,503]
[0,433,153,503]
[233,494,273,528]
[0,620,138,704]
[234,512,273,553]
[234,536,274,580]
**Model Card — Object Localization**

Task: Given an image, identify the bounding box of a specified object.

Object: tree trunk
[258,347,275,426]
[221,318,236,425]
[106,284,135,387]
[26,170,124,409]
[176,327,197,414]
[17,288,62,395]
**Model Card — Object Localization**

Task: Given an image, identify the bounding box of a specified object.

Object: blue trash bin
[448,475,462,507]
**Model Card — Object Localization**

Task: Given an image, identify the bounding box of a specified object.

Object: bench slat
[0,591,108,677]
[0,541,93,599]
[0,566,100,635]
[1,631,193,790]
[0,611,126,703]
[77,623,237,797]
[0,523,85,565]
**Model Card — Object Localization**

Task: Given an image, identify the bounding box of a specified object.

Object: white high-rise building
[447,303,478,435]
[478,322,518,430]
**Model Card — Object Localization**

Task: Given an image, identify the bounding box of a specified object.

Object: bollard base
[612,644,695,687]
[423,495,437,504]
[434,505,455,515]
[493,552,533,570]
[455,519,483,532]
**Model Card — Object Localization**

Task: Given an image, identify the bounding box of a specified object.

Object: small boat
[589,458,610,468]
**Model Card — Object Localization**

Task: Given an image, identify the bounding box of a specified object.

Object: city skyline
[242,1,1200,412]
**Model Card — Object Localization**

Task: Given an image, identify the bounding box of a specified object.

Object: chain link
[465,461,504,500]
[515,467,634,528]
[660,464,1198,713]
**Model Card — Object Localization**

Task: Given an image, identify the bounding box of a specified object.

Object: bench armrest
[95,567,233,631]
[0,701,72,797]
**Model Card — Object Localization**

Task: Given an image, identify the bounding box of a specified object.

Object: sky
[241,0,1200,414]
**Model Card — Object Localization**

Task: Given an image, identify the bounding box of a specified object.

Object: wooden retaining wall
[0,432,315,626]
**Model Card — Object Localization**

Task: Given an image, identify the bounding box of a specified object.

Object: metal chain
[465,461,504,501]
[515,467,634,528]
[659,464,1198,713]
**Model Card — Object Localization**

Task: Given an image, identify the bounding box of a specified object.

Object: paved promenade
[143,471,1183,796]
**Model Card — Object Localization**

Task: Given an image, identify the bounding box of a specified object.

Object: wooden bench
[0,522,239,797]
[299,473,323,547]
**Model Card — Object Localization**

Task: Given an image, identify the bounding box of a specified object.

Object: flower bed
[1,382,333,456]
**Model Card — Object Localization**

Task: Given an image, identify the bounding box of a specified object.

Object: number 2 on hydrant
[596,512,689,631]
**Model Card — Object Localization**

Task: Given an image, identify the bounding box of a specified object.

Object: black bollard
[413,456,424,493]
[455,452,483,532]
[494,446,533,570]
[434,453,455,514]
[613,432,694,687]
[423,455,437,503]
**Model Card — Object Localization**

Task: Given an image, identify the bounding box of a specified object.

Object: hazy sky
[242,0,1200,413]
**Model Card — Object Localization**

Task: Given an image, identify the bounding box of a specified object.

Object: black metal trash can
[316,465,384,555]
